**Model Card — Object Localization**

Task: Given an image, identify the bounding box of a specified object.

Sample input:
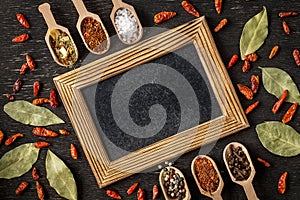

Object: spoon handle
[71,0,88,16]
[111,0,123,7]
[38,3,57,29]
[243,182,259,200]
[212,194,223,200]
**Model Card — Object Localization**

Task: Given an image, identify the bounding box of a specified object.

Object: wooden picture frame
[54,17,249,188]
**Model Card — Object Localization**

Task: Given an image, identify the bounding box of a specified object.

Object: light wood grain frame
[54,17,249,188]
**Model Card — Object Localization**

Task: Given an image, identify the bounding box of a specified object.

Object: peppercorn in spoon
[38,3,78,67]
[191,155,224,200]
[110,0,143,45]
[159,166,191,200]
[71,0,110,54]
[223,142,259,200]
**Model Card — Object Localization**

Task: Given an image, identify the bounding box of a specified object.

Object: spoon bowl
[191,155,223,200]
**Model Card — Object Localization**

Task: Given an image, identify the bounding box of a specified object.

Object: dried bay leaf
[0,143,39,179]
[4,100,64,126]
[256,121,300,157]
[46,150,77,200]
[259,67,300,103]
[240,6,268,59]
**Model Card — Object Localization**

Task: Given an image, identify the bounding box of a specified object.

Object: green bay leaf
[240,6,268,59]
[46,150,77,200]
[256,121,300,157]
[259,67,300,103]
[0,143,40,179]
[4,100,64,126]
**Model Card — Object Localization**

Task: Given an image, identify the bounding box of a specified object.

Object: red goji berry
[127,182,138,195]
[15,181,29,195]
[106,190,121,199]
[278,172,288,194]
[26,54,36,70]
[50,89,59,108]
[215,0,222,14]
[33,81,41,97]
[16,13,30,28]
[34,141,51,149]
[12,33,29,43]
[70,144,78,159]
[20,63,29,75]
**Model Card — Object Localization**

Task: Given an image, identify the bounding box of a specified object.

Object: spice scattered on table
[278,172,288,194]
[5,133,24,146]
[293,49,300,66]
[127,182,138,195]
[33,81,41,97]
[12,33,29,43]
[215,0,223,14]
[16,13,30,28]
[49,88,59,108]
[214,18,227,32]
[154,11,176,24]
[245,101,259,115]
[244,53,258,62]
[70,144,78,159]
[20,63,29,75]
[59,129,70,135]
[106,189,121,199]
[227,54,239,69]
[114,8,141,44]
[81,17,108,52]
[137,188,145,200]
[26,54,36,70]
[282,21,291,35]
[251,75,259,94]
[32,127,58,137]
[272,90,288,114]
[32,167,40,181]
[36,181,45,200]
[242,60,251,72]
[269,45,279,59]
[278,11,298,18]
[193,157,219,193]
[32,98,50,105]
[181,1,200,17]
[49,29,77,66]
[161,167,186,199]
[34,141,51,149]
[152,185,159,200]
[13,78,23,93]
[282,102,298,124]
[6,93,15,101]
[0,130,4,145]
[257,157,271,167]
[15,181,29,195]
[225,144,251,181]
[237,84,253,100]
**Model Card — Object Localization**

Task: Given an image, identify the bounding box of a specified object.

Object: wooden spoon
[223,142,259,200]
[110,0,143,44]
[38,3,78,67]
[191,155,224,200]
[159,166,191,200]
[71,0,110,54]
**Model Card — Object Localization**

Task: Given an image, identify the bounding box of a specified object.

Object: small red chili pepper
[152,185,159,200]
[244,53,258,62]
[279,11,298,18]
[127,182,139,195]
[15,181,29,195]
[5,133,24,146]
[215,0,222,14]
[106,190,121,199]
[257,157,271,167]
[13,78,23,93]
[6,93,15,101]
[36,181,45,200]
[251,75,259,94]
[59,129,70,135]
[272,90,288,114]
[227,54,239,69]
[282,21,291,35]
[50,89,59,108]
[26,54,36,70]
[34,141,51,149]
[32,98,50,105]
[33,81,41,97]
[282,102,298,124]
[181,1,200,17]
[137,188,145,200]
[269,46,279,59]
[32,127,58,137]
[20,63,29,75]
[245,101,259,115]
[214,18,228,32]
[70,144,78,159]
[16,13,30,28]
[154,11,176,24]
[32,167,40,181]
[278,172,288,194]
[12,33,29,43]
[293,49,300,66]
[237,84,253,100]
[0,130,4,145]
[242,60,251,72]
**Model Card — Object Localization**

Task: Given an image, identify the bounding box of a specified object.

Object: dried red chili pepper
[214,18,227,32]
[215,0,222,14]
[279,11,298,18]
[5,133,24,146]
[34,141,51,149]
[282,102,298,124]
[0,130,4,145]
[137,188,145,200]
[106,190,121,199]
[12,33,29,43]
[32,98,50,105]
[242,60,251,72]
[278,172,288,194]
[59,129,70,135]
[16,13,30,28]
[152,185,159,200]
[245,101,259,115]
[181,1,200,17]
[50,89,59,108]
[227,54,239,69]
[244,53,258,62]
[26,54,36,70]
[272,90,288,114]
[32,167,40,181]
[33,81,41,97]
[36,181,45,200]
[269,45,279,59]
[282,21,291,35]
[6,93,15,101]
[293,49,300,66]
[257,157,271,167]
[127,182,138,195]
[13,78,23,93]
[154,11,176,24]
[251,75,259,94]
[237,84,253,100]
[70,144,78,159]
[32,127,58,137]
[15,181,29,195]
[20,63,29,75]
